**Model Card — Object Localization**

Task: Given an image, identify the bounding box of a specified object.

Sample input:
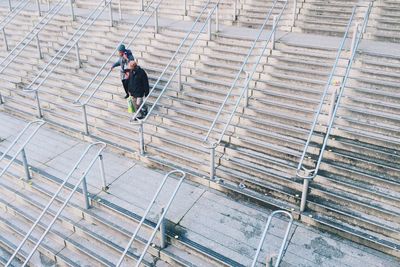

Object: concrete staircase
[0,156,237,266]
[293,0,369,36]
[366,0,400,43]
[235,0,299,30]
[0,1,399,264]
[302,51,400,257]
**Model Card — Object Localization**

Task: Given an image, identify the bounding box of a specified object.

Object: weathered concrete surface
[0,111,399,267]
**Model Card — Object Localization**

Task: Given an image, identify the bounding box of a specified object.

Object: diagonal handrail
[0,0,31,49]
[203,0,287,146]
[295,6,357,181]
[251,210,293,267]
[297,3,373,212]
[0,0,70,74]
[0,0,30,28]
[116,169,186,267]
[73,0,162,106]
[317,3,373,165]
[23,0,115,118]
[0,120,46,178]
[15,142,107,267]
[201,0,288,180]
[130,0,221,155]
[129,0,214,123]
[24,0,114,93]
[72,0,164,135]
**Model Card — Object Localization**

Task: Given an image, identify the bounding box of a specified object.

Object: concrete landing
[0,111,399,267]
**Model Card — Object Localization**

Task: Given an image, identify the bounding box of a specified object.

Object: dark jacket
[112,49,134,80]
[127,66,150,98]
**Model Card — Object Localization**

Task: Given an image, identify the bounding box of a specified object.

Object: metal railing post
[292,0,297,27]
[82,105,89,135]
[0,92,4,104]
[2,28,9,51]
[69,0,75,21]
[34,91,43,118]
[8,0,12,11]
[47,0,50,11]
[178,60,182,90]
[216,4,219,33]
[141,0,144,11]
[81,176,91,209]
[154,7,159,34]
[75,43,81,68]
[271,16,277,49]
[21,149,31,181]
[36,0,41,16]
[109,0,114,27]
[99,154,108,190]
[300,178,310,212]
[210,145,215,180]
[118,0,122,20]
[36,34,43,59]
[160,207,166,249]
[139,121,145,155]
[208,10,212,40]
[233,0,238,20]
[184,0,187,15]
[350,23,360,56]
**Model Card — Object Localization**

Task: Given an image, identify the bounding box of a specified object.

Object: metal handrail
[23,0,115,118]
[295,6,358,181]
[203,0,286,146]
[116,170,186,267]
[72,0,163,135]
[0,0,30,28]
[251,210,293,267]
[0,0,71,74]
[16,142,107,267]
[201,0,287,180]
[0,120,46,178]
[131,0,221,155]
[73,0,161,106]
[308,4,372,181]
[0,0,31,51]
[297,3,372,212]
[130,0,214,123]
